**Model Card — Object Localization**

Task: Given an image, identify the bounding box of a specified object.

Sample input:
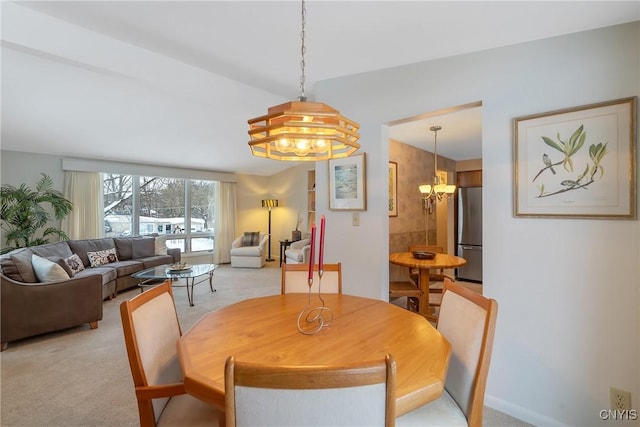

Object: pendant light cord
[430,126,441,185]
[299,0,307,101]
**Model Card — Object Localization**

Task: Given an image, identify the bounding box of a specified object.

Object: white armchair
[230,233,269,268]
[284,238,311,264]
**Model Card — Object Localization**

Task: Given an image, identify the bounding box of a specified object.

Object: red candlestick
[319,215,325,271]
[308,225,316,281]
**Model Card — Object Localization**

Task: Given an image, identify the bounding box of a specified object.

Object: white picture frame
[328,153,367,211]
[513,97,636,219]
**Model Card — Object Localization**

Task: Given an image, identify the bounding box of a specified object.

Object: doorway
[387,101,482,282]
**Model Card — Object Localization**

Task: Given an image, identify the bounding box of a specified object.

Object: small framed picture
[388,162,398,217]
[328,153,367,211]
[513,97,636,219]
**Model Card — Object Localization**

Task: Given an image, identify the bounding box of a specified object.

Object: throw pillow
[155,235,168,255]
[46,256,74,277]
[87,248,119,267]
[31,254,70,282]
[64,253,85,276]
[242,231,260,247]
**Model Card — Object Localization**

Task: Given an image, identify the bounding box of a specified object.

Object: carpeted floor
[0,262,530,426]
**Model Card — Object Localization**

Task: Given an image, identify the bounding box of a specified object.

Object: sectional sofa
[0,236,180,350]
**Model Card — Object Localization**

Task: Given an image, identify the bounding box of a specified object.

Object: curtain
[213,181,237,264]
[61,171,103,240]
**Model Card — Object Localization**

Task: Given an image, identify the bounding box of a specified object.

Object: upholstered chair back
[130,291,183,421]
[225,354,396,427]
[281,263,342,294]
[437,279,498,425]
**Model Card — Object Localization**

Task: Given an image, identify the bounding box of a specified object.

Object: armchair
[230,232,269,268]
[283,238,311,264]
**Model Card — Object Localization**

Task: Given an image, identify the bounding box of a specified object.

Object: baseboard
[485,394,569,427]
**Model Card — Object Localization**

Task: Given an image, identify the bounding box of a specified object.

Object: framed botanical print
[514,97,636,219]
[328,153,367,211]
[389,161,398,216]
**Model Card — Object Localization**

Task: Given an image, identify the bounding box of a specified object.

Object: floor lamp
[262,199,278,262]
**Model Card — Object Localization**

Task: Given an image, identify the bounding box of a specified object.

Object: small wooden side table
[279,240,293,266]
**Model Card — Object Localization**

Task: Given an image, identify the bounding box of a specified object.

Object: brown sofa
[0,236,180,350]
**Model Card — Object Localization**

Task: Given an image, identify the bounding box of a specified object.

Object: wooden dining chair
[389,245,444,313]
[396,278,498,427]
[409,245,453,313]
[224,354,396,427]
[281,262,342,294]
[388,278,423,312]
[120,281,222,427]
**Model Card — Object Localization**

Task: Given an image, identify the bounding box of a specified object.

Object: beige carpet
[0,262,529,427]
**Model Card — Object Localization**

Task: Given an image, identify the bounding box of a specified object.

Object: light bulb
[276,138,293,152]
[295,139,310,156]
[313,139,328,151]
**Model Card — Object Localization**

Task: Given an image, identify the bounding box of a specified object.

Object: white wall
[235,164,313,263]
[315,22,639,426]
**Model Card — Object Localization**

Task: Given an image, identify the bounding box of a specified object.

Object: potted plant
[0,173,73,254]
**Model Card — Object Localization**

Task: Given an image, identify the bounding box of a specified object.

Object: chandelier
[247,0,360,161]
[419,125,456,208]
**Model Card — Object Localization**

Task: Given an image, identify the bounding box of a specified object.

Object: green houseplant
[0,173,73,254]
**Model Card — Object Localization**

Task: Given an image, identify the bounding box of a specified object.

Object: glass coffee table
[132,263,217,306]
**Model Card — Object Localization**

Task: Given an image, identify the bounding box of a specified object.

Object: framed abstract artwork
[328,153,367,211]
[514,97,636,219]
[388,162,398,216]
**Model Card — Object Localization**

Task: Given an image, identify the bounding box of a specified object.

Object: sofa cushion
[231,245,262,257]
[74,266,118,285]
[139,255,174,269]
[68,238,115,266]
[1,249,38,283]
[132,238,155,258]
[65,254,85,276]
[242,231,261,247]
[105,260,143,277]
[32,254,70,282]
[114,238,134,260]
[31,241,73,259]
[87,248,119,267]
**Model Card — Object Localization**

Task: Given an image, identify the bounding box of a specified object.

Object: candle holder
[297,270,333,335]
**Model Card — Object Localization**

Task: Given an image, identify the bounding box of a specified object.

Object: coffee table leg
[208,270,216,292]
[186,277,194,307]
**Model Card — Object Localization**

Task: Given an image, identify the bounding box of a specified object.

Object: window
[103,174,216,254]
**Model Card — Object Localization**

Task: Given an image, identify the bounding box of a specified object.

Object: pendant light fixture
[247,0,360,161]
[419,125,456,210]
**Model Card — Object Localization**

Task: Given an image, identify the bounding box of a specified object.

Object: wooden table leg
[418,268,437,322]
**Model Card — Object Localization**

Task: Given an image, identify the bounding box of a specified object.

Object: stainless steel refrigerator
[457,187,482,282]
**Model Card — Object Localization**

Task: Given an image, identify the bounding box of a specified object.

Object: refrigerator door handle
[461,245,476,250]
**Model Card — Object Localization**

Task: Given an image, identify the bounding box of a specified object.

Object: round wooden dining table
[389,252,467,321]
[177,293,451,417]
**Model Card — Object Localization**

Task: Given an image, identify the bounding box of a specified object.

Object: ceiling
[2,1,637,175]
